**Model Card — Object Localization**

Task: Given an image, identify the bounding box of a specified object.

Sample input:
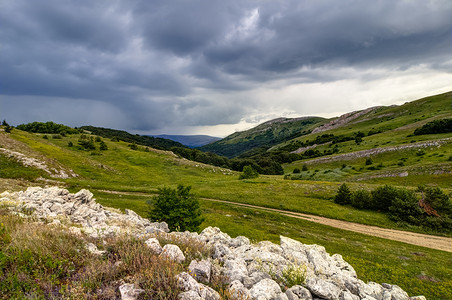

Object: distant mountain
[150,135,221,148]
[199,117,326,158]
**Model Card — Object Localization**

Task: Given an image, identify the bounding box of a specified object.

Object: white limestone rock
[160,244,185,263]
[249,278,282,300]
[188,259,212,283]
[118,283,144,300]
[145,237,162,254]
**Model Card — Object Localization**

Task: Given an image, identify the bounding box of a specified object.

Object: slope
[199,116,325,158]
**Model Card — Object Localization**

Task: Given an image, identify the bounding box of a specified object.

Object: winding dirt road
[202,198,452,252]
[97,189,452,252]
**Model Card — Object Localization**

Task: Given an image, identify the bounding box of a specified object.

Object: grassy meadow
[1,95,452,300]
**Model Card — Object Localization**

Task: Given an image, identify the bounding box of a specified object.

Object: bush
[365,157,373,165]
[422,186,452,217]
[148,185,204,232]
[99,141,108,151]
[388,189,422,224]
[293,168,301,174]
[239,165,259,180]
[351,190,373,209]
[302,164,309,171]
[334,184,352,205]
[371,185,399,211]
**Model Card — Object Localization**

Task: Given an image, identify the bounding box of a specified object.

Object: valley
[1,91,451,299]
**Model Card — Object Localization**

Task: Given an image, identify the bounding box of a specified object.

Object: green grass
[0,154,47,181]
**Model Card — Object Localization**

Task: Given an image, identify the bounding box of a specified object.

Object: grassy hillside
[1,91,452,299]
[199,116,325,158]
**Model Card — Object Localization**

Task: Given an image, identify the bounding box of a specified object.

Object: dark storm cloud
[1,0,451,133]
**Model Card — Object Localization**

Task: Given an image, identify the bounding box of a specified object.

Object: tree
[371,185,399,211]
[99,141,108,151]
[334,183,352,205]
[148,185,204,232]
[351,190,372,209]
[239,165,259,180]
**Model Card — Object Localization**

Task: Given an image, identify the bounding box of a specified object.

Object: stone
[249,278,282,300]
[199,283,220,300]
[178,290,202,300]
[339,291,360,300]
[228,280,252,300]
[188,259,212,283]
[275,292,289,300]
[224,257,248,283]
[145,237,162,254]
[358,282,384,299]
[288,285,313,300]
[176,272,200,294]
[85,243,106,256]
[161,244,185,263]
[382,284,410,300]
[243,271,271,289]
[74,189,93,203]
[118,283,144,300]
[305,277,341,300]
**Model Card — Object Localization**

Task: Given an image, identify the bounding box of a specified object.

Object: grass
[0,207,217,299]
[0,154,47,181]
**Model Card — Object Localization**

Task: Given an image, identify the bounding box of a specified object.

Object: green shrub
[334,184,352,205]
[239,165,259,180]
[422,186,452,217]
[302,164,309,171]
[371,185,399,211]
[99,141,108,151]
[351,190,373,209]
[365,157,373,165]
[148,185,204,232]
[293,168,301,174]
[388,189,422,224]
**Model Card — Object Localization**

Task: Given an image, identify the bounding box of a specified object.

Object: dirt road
[203,198,452,252]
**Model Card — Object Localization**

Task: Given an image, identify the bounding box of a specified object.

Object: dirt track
[203,198,452,252]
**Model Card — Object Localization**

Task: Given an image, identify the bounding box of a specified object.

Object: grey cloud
[1,0,451,134]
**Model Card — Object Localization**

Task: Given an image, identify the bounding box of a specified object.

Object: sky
[1,0,451,137]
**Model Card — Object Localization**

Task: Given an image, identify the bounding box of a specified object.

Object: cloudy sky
[1,0,451,137]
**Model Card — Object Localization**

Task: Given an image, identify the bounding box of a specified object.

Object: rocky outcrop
[0,147,77,178]
[0,186,168,238]
[0,187,423,300]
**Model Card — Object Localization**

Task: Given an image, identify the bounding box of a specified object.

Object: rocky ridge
[0,187,425,300]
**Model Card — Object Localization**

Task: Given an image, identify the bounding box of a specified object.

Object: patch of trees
[414,118,452,135]
[171,147,284,175]
[80,126,184,150]
[278,133,363,152]
[16,122,79,135]
[335,184,452,232]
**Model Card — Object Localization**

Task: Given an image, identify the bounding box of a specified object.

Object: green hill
[199,116,325,157]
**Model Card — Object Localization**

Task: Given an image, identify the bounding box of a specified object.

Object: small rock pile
[0,187,425,300]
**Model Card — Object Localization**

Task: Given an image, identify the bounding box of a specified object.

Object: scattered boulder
[118,283,144,300]
[160,244,185,263]
[144,237,162,254]
[188,259,212,283]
